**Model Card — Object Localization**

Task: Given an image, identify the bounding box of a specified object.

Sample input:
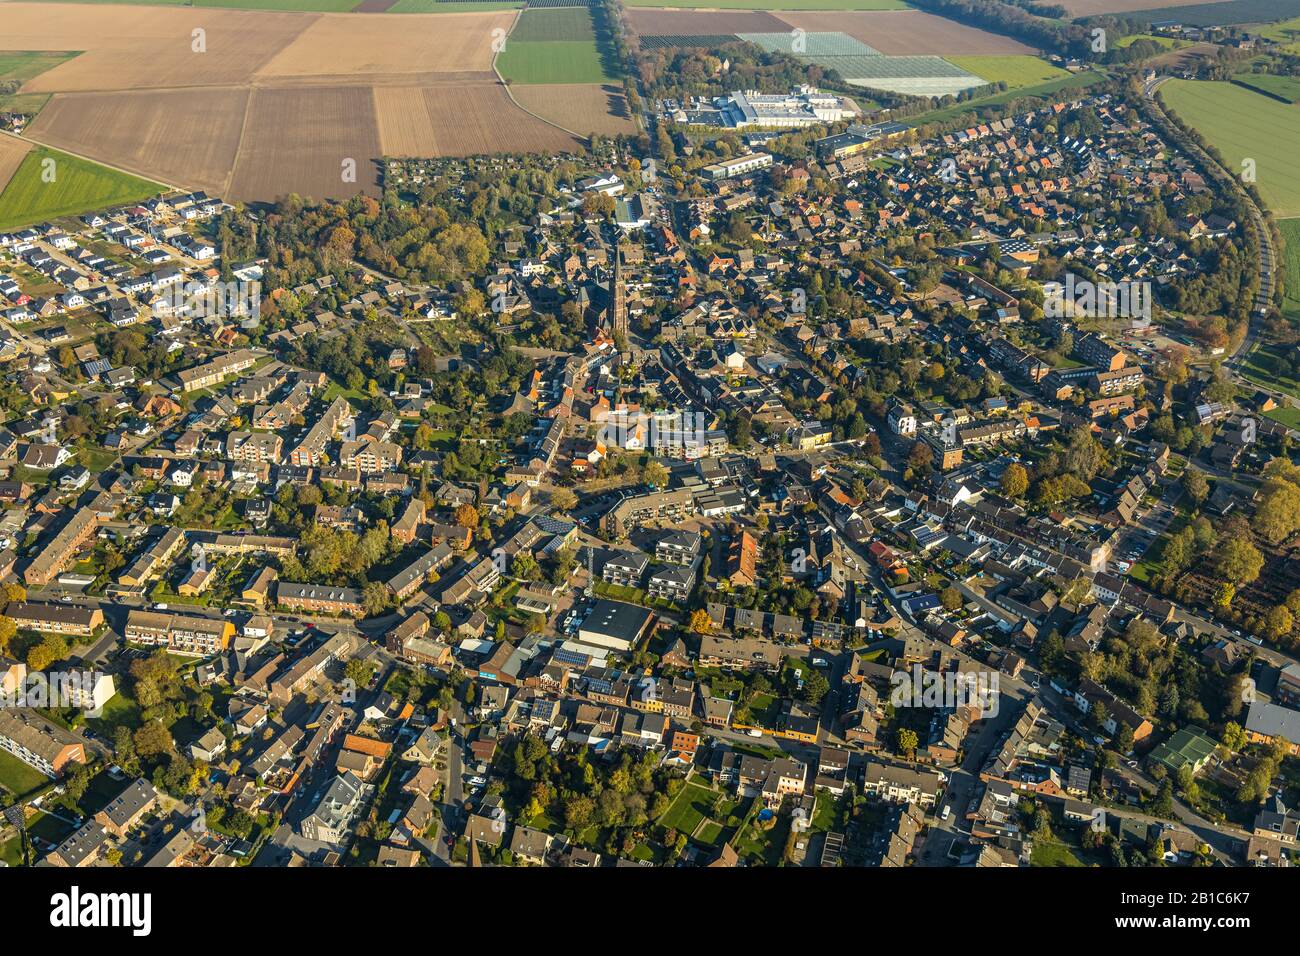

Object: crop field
[510,6,594,40]
[0,3,629,204]
[639,33,739,47]
[1160,79,1300,218]
[497,39,618,83]
[947,55,1070,90]
[375,82,583,155]
[738,31,878,56]
[624,0,906,9]
[387,0,522,9]
[511,82,638,135]
[0,50,74,113]
[1126,0,1300,25]
[2,4,315,92]
[1281,218,1300,325]
[0,144,163,231]
[1057,0,1211,15]
[257,10,514,76]
[1233,71,1300,102]
[0,135,31,196]
[774,10,1035,55]
[227,85,382,202]
[26,86,249,196]
[625,7,792,33]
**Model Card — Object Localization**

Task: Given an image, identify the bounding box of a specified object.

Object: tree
[940,586,963,612]
[1183,468,1209,507]
[133,720,175,760]
[26,634,68,672]
[454,503,479,530]
[1214,534,1264,586]
[0,615,15,656]
[907,441,933,471]
[1253,482,1300,545]
[1000,462,1029,498]
[550,488,577,512]
[642,460,669,489]
[688,609,713,635]
[896,728,918,759]
[1264,604,1295,641]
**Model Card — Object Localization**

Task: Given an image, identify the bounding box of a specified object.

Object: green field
[1266,405,1300,428]
[623,0,905,6]
[1115,33,1184,49]
[1234,72,1300,103]
[1281,217,1300,325]
[1160,79,1300,218]
[31,0,365,6]
[946,55,1070,91]
[1258,16,1300,53]
[510,6,596,41]
[497,39,619,84]
[0,146,164,232]
[1129,0,1300,27]
[0,51,78,114]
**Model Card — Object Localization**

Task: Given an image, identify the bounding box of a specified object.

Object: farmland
[27,87,250,196]
[0,50,73,113]
[0,134,31,196]
[625,7,789,33]
[512,82,638,136]
[947,55,1070,91]
[227,85,382,202]
[1257,15,1300,52]
[1159,79,1300,218]
[0,4,630,202]
[498,4,621,85]
[1280,217,1300,326]
[1126,0,1300,25]
[1056,0,1211,15]
[1233,71,1300,103]
[0,144,163,231]
[375,83,582,156]
[774,10,1035,54]
[623,0,907,8]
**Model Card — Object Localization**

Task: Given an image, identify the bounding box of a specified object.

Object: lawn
[0,750,48,798]
[0,147,164,232]
[946,55,1069,92]
[1159,79,1300,218]
[623,0,906,7]
[658,782,716,836]
[1115,33,1185,50]
[1030,839,1091,866]
[497,39,619,84]
[1265,405,1300,429]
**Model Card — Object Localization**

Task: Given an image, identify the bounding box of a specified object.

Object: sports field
[1160,79,1300,218]
[0,145,163,231]
[947,55,1070,90]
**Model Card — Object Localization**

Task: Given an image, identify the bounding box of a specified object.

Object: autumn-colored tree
[1000,463,1029,498]
[689,609,713,635]
[455,503,479,529]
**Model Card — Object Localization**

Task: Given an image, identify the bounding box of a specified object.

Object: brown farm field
[375,84,582,157]
[775,10,1035,54]
[511,83,638,137]
[0,4,623,203]
[625,7,791,34]
[0,135,32,196]
[26,87,248,196]
[256,10,515,77]
[228,86,383,203]
[1,3,312,93]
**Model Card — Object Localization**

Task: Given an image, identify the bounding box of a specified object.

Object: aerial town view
[0,0,1296,934]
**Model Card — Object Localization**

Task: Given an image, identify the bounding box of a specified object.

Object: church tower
[608,244,628,341]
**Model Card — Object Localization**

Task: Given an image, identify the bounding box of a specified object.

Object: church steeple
[608,243,628,341]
